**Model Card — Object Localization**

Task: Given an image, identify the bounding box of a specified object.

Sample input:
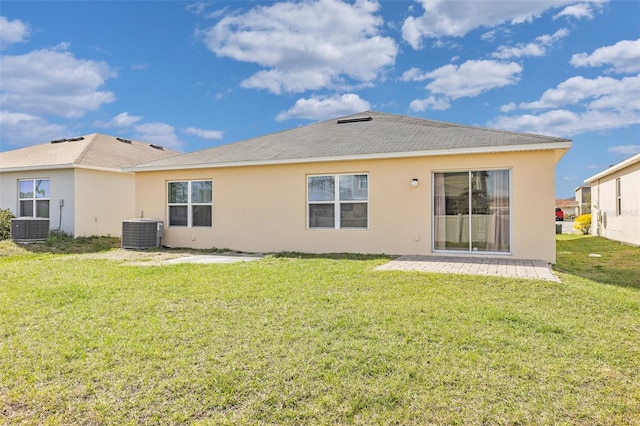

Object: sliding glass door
[433,169,510,253]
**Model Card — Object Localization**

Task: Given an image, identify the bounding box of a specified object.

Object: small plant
[573,213,592,235]
[0,208,16,240]
[46,231,74,245]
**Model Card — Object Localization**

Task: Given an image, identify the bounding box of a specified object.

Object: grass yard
[555,234,640,289]
[1,236,639,425]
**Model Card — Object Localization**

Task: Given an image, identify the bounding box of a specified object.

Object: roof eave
[0,163,77,173]
[0,163,130,174]
[584,152,640,183]
[126,141,572,172]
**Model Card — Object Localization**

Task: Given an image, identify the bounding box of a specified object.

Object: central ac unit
[11,218,50,242]
[122,219,163,249]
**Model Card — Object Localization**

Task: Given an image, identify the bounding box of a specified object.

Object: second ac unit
[122,219,163,249]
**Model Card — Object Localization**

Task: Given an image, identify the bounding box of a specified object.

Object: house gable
[0,133,180,172]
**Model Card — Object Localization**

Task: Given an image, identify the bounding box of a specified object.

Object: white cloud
[206,6,231,20]
[519,75,640,111]
[554,2,601,20]
[500,102,517,113]
[0,16,30,49]
[402,0,587,49]
[423,60,522,99]
[0,44,116,118]
[491,109,578,136]
[241,69,335,94]
[185,2,209,16]
[491,106,640,138]
[608,145,640,155]
[491,73,639,136]
[492,28,569,59]
[94,112,143,128]
[134,122,184,150]
[409,96,451,112]
[403,60,522,111]
[570,39,640,74]
[184,127,224,140]
[537,28,571,45]
[401,67,430,82]
[276,93,370,121]
[481,29,498,42]
[0,111,66,148]
[187,2,229,19]
[493,43,545,60]
[201,0,396,94]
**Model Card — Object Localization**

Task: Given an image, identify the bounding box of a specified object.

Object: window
[308,174,368,229]
[616,178,622,216]
[433,170,510,253]
[168,180,212,227]
[19,179,50,218]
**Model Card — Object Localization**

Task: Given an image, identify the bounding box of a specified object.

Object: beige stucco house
[128,111,570,263]
[0,134,179,237]
[585,152,640,246]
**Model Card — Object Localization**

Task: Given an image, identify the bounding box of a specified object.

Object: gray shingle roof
[0,133,180,171]
[131,110,570,171]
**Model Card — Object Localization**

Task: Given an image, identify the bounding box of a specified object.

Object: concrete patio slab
[376,255,559,282]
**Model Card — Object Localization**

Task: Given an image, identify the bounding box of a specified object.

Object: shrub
[574,213,592,235]
[0,209,15,240]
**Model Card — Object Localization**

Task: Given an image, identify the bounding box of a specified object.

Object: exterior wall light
[411,178,419,187]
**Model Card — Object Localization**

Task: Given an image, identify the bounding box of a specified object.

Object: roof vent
[337,116,372,124]
[50,136,84,144]
[150,144,164,150]
[116,137,132,144]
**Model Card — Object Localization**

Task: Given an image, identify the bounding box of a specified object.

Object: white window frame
[18,178,50,218]
[307,173,369,230]
[167,180,213,228]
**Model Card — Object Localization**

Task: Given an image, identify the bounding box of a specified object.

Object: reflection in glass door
[433,170,510,253]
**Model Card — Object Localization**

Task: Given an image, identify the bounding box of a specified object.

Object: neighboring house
[574,185,591,216]
[0,134,179,237]
[555,198,580,219]
[128,111,571,264]
[585,153,640,246]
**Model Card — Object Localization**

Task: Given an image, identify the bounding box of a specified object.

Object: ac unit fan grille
[122,220,162,249]
[11,218,50,241]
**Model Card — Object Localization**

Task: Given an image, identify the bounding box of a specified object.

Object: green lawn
[1,236,639,425]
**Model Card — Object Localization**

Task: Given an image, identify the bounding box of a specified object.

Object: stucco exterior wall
[0,169,75,234]
[590,160,640,246]
[134,150,558,263]
[73,168,137,237]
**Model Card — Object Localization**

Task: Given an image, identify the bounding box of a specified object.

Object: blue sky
[1,0,638,198]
